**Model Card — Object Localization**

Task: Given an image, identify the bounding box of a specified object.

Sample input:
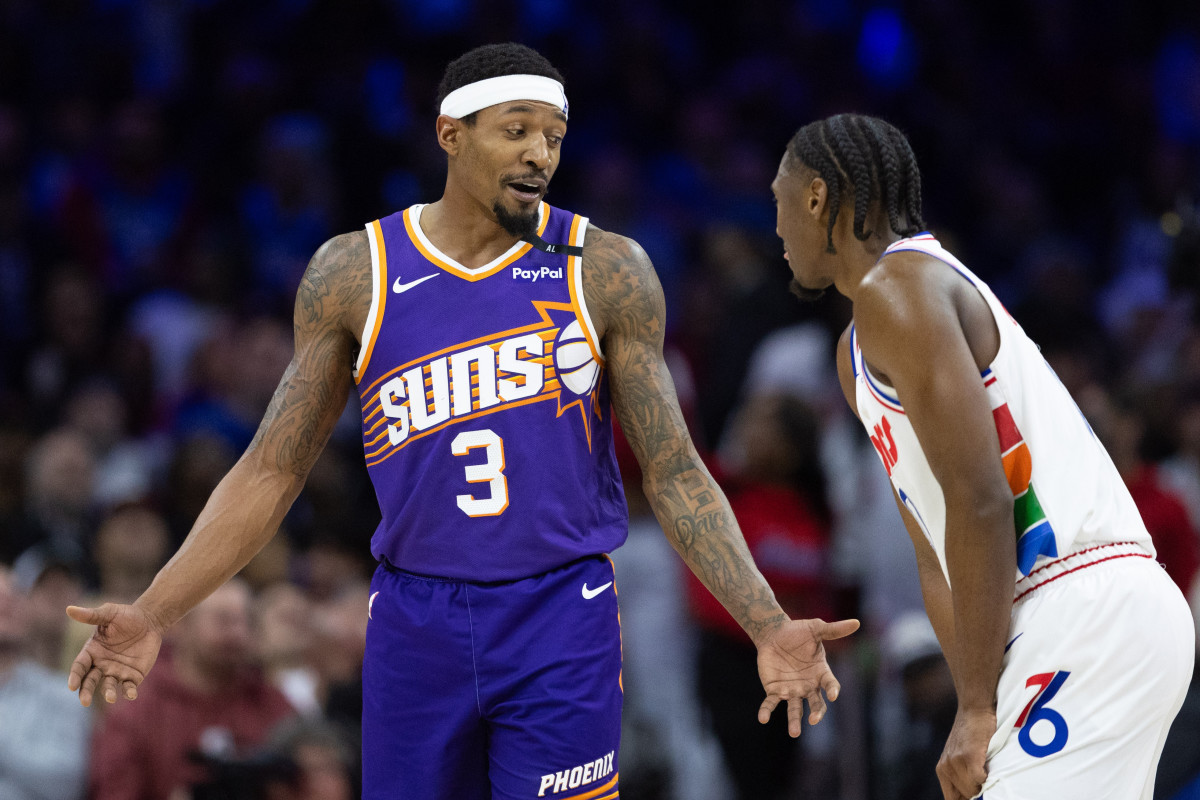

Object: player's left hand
[755,616,860,737]
[936,705,995,800]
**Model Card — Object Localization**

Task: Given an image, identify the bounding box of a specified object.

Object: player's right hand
[936,705,995,800]
[66,603,164,707]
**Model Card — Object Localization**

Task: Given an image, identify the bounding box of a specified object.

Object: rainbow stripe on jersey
[985,369,1059,575]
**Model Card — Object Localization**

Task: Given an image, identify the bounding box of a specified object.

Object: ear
[808,176,828,219]
[436,115,462,157]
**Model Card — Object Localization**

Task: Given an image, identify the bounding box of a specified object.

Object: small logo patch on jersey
[512,265,563,282]
[582,581,612,599]
[393,273,438,294]
[555,320,599,395]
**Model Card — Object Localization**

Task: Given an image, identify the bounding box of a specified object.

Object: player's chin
[788,277,826,302]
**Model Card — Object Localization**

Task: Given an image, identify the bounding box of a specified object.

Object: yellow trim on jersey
[364,390,555,467]
[566,215,604,366]
[359,299,571,403]
[556,775,619,800]
[354,220,388,383]
[401,203,550,282]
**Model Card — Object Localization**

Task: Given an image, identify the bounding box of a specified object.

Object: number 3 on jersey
[452,429,508,517]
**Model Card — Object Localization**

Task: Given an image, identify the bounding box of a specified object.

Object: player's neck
[831,213,902,301]
[422,187,524,269]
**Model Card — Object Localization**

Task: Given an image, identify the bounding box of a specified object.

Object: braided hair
[786,114,925,253]
[436,43,565,125]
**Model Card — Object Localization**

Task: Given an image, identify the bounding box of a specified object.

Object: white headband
[439,74,569,120]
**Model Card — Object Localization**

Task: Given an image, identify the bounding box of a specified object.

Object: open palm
[66,603,164,707]
[756,617,860,737]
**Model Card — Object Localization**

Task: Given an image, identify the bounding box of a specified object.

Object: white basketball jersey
[851,234,1153,586]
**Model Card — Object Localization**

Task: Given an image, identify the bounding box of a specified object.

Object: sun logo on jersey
[358,301,605,468]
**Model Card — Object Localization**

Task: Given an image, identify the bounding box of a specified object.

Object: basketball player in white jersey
[772,113,1195,799]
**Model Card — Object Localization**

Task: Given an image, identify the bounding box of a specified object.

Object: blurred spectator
[681,226,804,445]
[0,565,92,800]
[162,434,238,546]
[174,316,292,454]
[301,533,370,603]
[1162,387,1200,532]
[88,578,295,800]
[13,556,83,672]
[57,99,199,296]
[255,581,321,716]
[879,612,955,800]
[63,380,161,509]
[23,266,109,427]
[190,716,357,800]
[241,530,296,593]
[688,393,835,800]
[311,582,369,722]
[1084,385,1200,595]
[5,427,96,566]
[89,504,170,602]
[239,114,338,302]
[260,716,357,800]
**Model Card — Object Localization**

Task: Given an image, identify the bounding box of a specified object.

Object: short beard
[493,201,539,238]
[788,278,826,302]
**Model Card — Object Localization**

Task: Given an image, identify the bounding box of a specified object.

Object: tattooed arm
[584,226,858,735]
[67,231,370,706]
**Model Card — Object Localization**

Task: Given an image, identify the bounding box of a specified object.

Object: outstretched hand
[66,603,164,707]
[756,617,860,737]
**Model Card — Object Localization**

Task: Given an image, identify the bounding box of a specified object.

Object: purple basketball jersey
[354,202,628,581]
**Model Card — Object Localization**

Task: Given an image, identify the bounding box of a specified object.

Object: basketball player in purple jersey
[65,44,859,799]
[773,114,1193,799]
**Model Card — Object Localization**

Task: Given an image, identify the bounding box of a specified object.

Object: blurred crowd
[1,0,1200,799]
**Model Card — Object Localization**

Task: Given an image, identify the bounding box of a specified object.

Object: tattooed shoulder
[581,225,665,345]
[296,229,373,342]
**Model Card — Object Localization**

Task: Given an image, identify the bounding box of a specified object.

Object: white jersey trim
[353,221,385,380]
[408,202,547,277]
[569,218,604,362]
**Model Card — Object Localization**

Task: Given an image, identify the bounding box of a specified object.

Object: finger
[819,669,842,702]
[101,674,120,704]
[816,617,861,641]
[65,605,105,625]
[123,680,139,701]
[67,650,93,692]
[788,697,803,738]
[758,694,780,725]
[79,667,103,707]
[937,766,963,800]
[807,688,828,725]
[954,763,987,799]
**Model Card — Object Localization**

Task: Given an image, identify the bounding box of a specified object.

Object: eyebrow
[500,103,568,124]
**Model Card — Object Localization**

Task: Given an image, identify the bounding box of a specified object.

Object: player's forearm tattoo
[585,229,786,640]
[249,231,369,476]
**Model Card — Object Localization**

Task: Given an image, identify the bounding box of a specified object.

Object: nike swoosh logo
[1004,632,1023,653]
[368,591,379,620]
[392,273,438,294]
[581,582,612,600]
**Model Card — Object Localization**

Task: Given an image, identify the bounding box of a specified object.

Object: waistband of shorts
[1012,541,1155,605]
[377,553,607,586]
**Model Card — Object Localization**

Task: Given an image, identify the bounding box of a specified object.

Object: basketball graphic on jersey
[555,320,599,395]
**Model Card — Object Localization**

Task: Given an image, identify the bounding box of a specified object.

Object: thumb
[817,618,861,641]
[66,605,108,625]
